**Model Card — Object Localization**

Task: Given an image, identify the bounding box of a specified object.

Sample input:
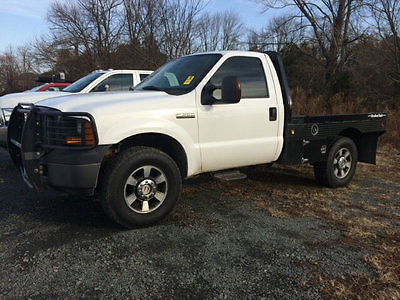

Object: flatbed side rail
[291,112,387,124]
[278,113,387,165]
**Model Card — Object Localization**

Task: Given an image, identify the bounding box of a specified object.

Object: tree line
[0,0,244,93]
[0,0,399,131]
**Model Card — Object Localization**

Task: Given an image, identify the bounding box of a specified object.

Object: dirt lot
[0,146,399,299]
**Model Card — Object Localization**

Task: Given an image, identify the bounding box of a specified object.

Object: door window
[92,74,134,92]
[208,57,269,100]
[139,73,149,81]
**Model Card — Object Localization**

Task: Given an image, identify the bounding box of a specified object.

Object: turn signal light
[64,121,95,146]
[66,137,82,145]
[84,122,95,146]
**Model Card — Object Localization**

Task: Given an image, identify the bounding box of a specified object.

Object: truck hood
[36,91,172,114]
[0,91,69,108]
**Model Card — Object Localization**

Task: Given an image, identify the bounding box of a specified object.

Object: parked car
[7,51,386,228]
[28,82,71,92]
[0,69,152,146]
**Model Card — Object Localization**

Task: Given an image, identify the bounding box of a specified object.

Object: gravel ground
[0,147,399,298]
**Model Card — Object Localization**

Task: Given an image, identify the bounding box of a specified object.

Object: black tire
[100,146,181,228]
[313,137,358,188]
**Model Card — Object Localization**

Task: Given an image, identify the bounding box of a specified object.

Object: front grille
[8,104,98,151]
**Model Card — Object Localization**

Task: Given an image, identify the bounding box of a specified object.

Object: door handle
[269,107,277,121]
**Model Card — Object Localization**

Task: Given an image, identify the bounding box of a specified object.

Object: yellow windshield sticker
[183,76,195,85]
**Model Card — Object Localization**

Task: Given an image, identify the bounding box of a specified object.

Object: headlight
[44,115,96,147]
[64,118,96,146]
[1,108,13,126]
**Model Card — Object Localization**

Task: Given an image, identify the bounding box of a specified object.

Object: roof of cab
[188,50,263,57]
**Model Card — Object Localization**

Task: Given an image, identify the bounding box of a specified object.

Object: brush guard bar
[7,103,98,191]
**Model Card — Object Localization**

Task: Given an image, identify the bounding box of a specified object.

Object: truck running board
[213,170,247,181]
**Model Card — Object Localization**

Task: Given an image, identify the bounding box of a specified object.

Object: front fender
[98,116,202,176]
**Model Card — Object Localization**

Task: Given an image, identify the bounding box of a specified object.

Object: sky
[0,0,274,52]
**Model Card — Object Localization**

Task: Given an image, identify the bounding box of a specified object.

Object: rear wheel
[100,146,182,228]
[313,137,358,188]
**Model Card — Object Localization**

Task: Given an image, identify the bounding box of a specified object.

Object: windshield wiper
[141,86,165,91]
[139,85,185,95]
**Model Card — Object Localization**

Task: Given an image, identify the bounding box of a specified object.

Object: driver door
[197,54,280,172]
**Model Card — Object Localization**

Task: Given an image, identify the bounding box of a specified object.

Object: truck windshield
[135,54,222,95]
[63,72,105,93]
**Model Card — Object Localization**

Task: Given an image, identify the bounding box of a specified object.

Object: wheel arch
[106,132,188,178]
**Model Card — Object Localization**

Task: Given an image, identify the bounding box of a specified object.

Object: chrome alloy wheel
[124,165,168,214]
[333,147,352,179]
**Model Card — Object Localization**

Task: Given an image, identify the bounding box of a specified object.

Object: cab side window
[209,57,269,99]
[92,74,133,92]
[139,74,149,81]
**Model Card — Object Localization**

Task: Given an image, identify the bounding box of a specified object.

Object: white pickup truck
[8,51,386,228]
[0,69,152,145]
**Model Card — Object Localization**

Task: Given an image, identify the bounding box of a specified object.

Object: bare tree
[196,10,244,52]
[248,15,306,52]
[31,36,60,71]
[47,1,93,56]
[159,0,205,59]
[197,13,222,51]
[0,48,22,94]
[256,0,365,88]
[47,0,125,68]
[17,45,34,74]
[123,0,161,43]
[220,11,244,50]
[122,0,166,67]
[369,0,400,83]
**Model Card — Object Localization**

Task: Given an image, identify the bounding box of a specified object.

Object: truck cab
[7,51,386,228]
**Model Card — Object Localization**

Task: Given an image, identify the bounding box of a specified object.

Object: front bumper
[40,147,109,195]
[7,104,108,196]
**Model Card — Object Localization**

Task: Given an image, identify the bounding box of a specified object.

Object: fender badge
[176,113,196,119]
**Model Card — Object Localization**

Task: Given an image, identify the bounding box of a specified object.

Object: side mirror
[201,84,217,105]
[201,76,241,105]
[221,76,241,103]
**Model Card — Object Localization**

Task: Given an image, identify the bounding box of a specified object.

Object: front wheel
[100,146,182,228]
[313,137,358,188]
